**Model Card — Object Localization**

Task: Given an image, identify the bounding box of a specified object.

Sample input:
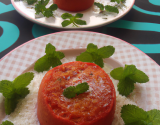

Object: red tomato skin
[37,70,75,125]
[53,0,94,12]
[37,61,116,125]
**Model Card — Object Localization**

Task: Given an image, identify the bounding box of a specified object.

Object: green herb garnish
[94,2,119,14]
[61,13,87,27]
[34,43,65,72]
[110,64,149,96]
[76,43,115,68]
[0,72,34,115]
[0,120,14,125]
[35,0,57,18]
[63,82,89,98]
[26,0,37,5]
[111,0,125,4]
[121,104,160,125]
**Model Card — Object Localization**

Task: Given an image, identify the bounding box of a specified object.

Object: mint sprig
[76,43,115,68]
[94,2,119,14]
[26,0,37,5]
[63,82,89,98]
[34,43,65,72]
[61,13,87,27]
[35,0,57,18]
[0,120,14,125]
[121,104,160,125]
[110,64,149,96]
[105,5,119,13]
[111,0,125,4]
[0,72,34,115]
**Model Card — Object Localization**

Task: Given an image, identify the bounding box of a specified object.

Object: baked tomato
[53,0,94,12]
[37,61,116,125]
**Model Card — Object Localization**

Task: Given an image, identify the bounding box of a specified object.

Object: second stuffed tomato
[53,0,94,12]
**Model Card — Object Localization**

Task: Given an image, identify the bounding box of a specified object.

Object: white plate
[0,31,160,123]
[11,0,135,30]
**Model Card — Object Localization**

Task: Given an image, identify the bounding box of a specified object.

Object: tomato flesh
[37,61,116,125]
[53,0,94,12]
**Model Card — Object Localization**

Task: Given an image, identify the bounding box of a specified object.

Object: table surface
[0,0,160,66]
[1,0,160,122]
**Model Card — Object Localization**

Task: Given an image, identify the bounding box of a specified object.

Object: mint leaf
[117,78,135,96]
[0,72,34,115]
[13,72,34,89]
[105,5,119,13]
[76,52,93,62]
[125,121,148,125]
[94,2,119,14]
[111,0,121,4]
[61,20,72,27]
[74,19,87,25]
[45,43,56,55]
[63,86,76,99]
[5,98,18,115]
[27,0,37,5]
[97,45,115,58]
[129,69,149,83]
[147,109,160,124]
[111,0,125,4]
[43,9,53,18]
[123,64,137,78]
[121,105,160,125]
[34,43,65,72]
[49,4,58,11]
[0,120,14,125]
[16,88,29,99]
[35,0,57,18]
[61,13,73,19]
[55,51,65,59]
[87,43,98,53]
[94,57,104,68]
[34,55,51,72]
[35,3,46,14]
[110,64,149,96]
[75,82,89,95]
[110,67,123,80]
[39,0,49,6]
[61,13,87,27]
[75,13,83,18]
[0,80,14,98]
[121,104,148,124]
[94,2,104,11]
[63,83,89,98]
[50,57,62,68]
[76,43,115,68]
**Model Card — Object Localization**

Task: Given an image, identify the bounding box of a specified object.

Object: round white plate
[11,0,135,30]
[0,31,160,120]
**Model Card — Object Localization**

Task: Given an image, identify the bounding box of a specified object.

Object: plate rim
[11,0,135,30]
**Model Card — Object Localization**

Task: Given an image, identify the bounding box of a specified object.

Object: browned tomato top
[43,61,115,124]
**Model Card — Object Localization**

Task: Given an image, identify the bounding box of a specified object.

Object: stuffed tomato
[37,61,116,125]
